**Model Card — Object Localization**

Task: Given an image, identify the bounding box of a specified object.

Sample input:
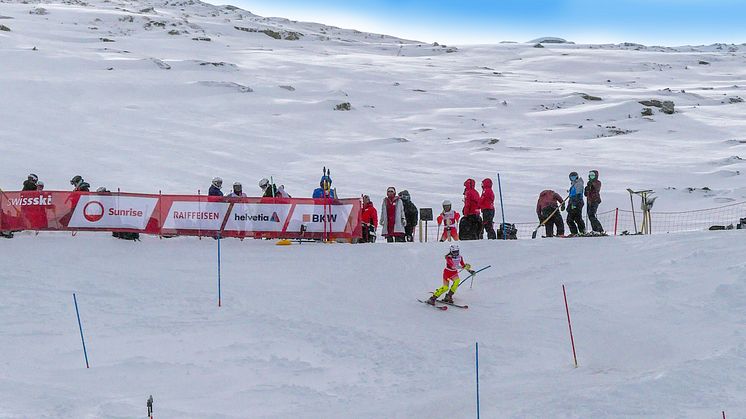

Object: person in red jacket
[437,200,460,241]
[584,170,604,233]
[426,244,475,305]
[479,178,496,239]
[360,194,378,243]
[536,189,566,237]
[460,178,482,240]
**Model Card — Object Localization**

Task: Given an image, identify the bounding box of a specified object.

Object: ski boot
[443,291,454,304]
[426,295,438,305]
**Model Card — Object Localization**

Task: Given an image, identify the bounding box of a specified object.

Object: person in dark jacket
[398,190,418,242]
[479,178,496,239]
[208,177,223,196]
[70,175,90,192]
[584,170,604,233]
[259,178,280,198]
[536,189,565,237]
[23,174,39,191]
[566,171,586,236]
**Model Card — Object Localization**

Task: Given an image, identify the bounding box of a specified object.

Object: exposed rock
[196,61,238,70]
[698,60,710,65]
[533,43,544,48]
[0,24,10,31]
[149,58,171,70]
[580,93,602,101]
[100,37,115,42]
[29,7,48,15]
[728,96,744,104]
[167,29,180,35]
[279,85,295,91]
[119,15,134,22]
[334,102,351,111]
[529,37,573,44]
[641,108,654,116]
[661,101,675,114]
[234,26,303,40]
[139,7,155,13]
[192,37,211,41]
[639,99,675,114]
[197,81,252,92]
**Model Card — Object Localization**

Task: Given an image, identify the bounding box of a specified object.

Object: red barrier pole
[614,208,619,236]
[158,190,163,239]
[563,284,578,368]
[723,411,726,419]
[197,189,202,240]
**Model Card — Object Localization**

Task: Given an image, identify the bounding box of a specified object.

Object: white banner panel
[68,195,157,229]
[163,201,230,230]
[286,204,353,233]
[224,203,292,232]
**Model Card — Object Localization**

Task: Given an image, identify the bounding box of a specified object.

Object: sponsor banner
[287,204,353,233]
[163,201,231,230]
[68,195,158,229]
[224,203,291,232]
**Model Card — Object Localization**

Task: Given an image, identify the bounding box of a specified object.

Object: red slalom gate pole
[614,208,619,236]
[722,411,726,419]
[562,284,578,368]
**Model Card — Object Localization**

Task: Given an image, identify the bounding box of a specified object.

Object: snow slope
[2,231,746,418]
[1,0,746,220]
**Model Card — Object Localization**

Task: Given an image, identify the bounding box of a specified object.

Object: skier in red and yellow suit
[427,244,475,305]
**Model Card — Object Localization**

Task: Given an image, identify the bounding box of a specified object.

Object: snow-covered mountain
[3,1,746,417]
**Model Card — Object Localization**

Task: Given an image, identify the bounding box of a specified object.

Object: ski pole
[465,265,492,289]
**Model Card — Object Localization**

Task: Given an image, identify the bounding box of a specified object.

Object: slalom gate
[0,190,361,239]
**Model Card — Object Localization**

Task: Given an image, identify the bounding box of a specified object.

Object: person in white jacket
[380,186,406,243]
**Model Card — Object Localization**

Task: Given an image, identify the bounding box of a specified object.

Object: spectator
[536,189,565,238]
[227,182,247,198]
[312,175,336,199]
[398,190,418,242]
[480,178,496,239]
[259,178,279,198]
[566,171,586,236]
[208,177,223,197]
[36,181,44,191]
[23,174,39,191]
[584,170,604,233]
[459,178,482,240]
[360,194,378,243]
[70,175,90,192]
[277,185,291,198]
[380,186,406,242]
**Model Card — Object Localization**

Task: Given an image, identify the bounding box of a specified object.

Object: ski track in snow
[2,0,746,417]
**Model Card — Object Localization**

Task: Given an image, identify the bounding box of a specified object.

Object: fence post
[497,174,506,240]
[475,341,480,419]
[614,208,619,236]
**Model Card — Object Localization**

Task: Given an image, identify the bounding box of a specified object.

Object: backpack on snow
[458,214,483,241]
[113,232,140,241]
[496,223,518,240]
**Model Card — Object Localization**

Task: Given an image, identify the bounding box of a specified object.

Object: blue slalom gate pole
[476,342,480,419]
[468,265,492,289]
[217,234,222,307]
[497,173,506,240]
[73,293,89,368]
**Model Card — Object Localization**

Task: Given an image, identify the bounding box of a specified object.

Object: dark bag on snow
[496,223,518,240]
[113,232,141,241]
[458,214,483,240]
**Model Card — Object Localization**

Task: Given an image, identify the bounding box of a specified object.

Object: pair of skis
[417,298,468,310]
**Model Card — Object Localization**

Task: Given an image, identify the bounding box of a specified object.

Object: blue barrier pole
[218,234,222,307]
[476,341,480,419]
[73,293,89,368]
[497,173,506,240]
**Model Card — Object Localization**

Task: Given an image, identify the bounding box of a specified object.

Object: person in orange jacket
[360,194,378,243]
[437,200,460,241]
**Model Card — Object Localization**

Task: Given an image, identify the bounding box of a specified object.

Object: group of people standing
[536,170,604,238]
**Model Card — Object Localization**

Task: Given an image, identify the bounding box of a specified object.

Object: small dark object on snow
[496,223,518,240]
[334,102,351,111]
[113,232,140,241]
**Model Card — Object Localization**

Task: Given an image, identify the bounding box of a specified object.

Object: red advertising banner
[0,190,362,239]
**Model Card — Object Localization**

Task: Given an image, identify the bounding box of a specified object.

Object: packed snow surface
[2,231,746,418]
[2,0,746,417]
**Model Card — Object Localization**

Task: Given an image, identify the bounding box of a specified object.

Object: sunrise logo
[83,201,105,222]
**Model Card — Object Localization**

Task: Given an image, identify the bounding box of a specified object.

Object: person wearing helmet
[23,173,39,191]
[566,171,586,236]
[584,170,604,233]
[380,186,406,242]
[227,182,246,198]
[208,177,223,197]
[426,244,475,305]
[36,181,44,191]
[398,190,418,242]
[460,178,483,240]
[437,200,460,241]
[259,178,279,198]
[360,194,378,243]
[479,178,496,239]
[70,175,90,192]
[312,175,336,199]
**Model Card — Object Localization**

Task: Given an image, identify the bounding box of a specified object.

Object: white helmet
[449,244,459,254]
[212,177,223,187]
[259,178,269,188]
[233,181,242,188]
[442,200,452,207]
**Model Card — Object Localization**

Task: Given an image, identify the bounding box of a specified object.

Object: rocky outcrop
[639,99,675,114]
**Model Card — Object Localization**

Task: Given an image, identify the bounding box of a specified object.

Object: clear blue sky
[224,0,746,45]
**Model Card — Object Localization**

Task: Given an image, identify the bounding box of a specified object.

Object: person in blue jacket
[313,175,336,199]
[209,177,223,196]
[566,171,586,236]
